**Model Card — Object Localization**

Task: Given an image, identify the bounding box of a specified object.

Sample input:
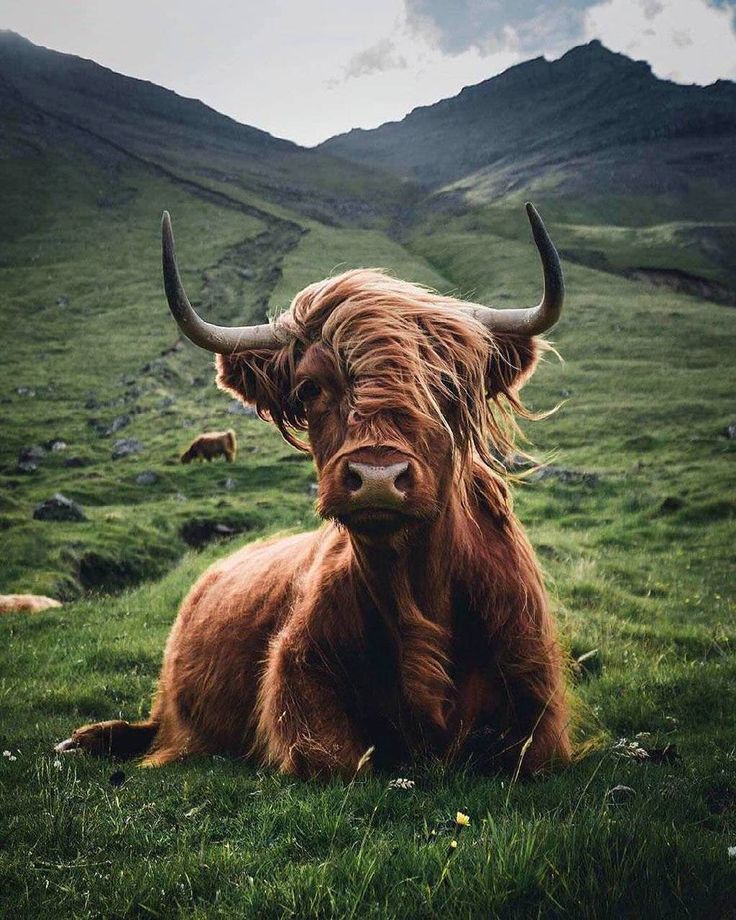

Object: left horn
[161,211,292,353]
[459,202,564,336]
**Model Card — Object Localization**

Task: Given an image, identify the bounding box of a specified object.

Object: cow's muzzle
[322,452,422,535]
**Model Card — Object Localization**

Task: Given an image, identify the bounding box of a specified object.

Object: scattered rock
[33,493,87,522]
[726,422,736,440]
[606,784,635,804]
[135,470,158,486]
[16,387,35,398]
[223,478,237,491]
[158,395,176,409]
[191,375,208,388]
[106,414,131,436]
[55,295,69,308]
[16,461,38,474]
[530,466,600,487]
[658,496,684,515]
[307,482,319,499]
[227,400,257,418]
[180,518,250,549]
[111,438,144,460]
[140,358,179,383]
[84,393,100,410]
[63,456,88,469]
[238,268,254,280]
[18,444,46,463]
[45,439,68,452]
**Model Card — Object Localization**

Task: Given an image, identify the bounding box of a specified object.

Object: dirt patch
[179,518,252,549]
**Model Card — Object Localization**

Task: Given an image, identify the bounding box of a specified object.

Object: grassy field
[1,146,735,917]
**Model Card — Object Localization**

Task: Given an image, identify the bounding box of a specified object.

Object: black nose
[345,461,410,506]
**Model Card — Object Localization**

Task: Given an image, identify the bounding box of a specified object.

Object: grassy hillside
[1,32,735,920]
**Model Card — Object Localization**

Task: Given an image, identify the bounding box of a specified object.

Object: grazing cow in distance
[57,203,572,778]
[0,594,62,615]
[180,429,237,464]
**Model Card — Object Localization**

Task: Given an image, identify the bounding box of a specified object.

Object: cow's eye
[296,380,321,403]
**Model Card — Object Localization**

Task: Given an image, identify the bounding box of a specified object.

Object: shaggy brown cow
[57,204,572,778]
[180,429,237,464]
[0,595,62,615]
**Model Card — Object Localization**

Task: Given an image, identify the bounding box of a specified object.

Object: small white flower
[2,750,11,758]
[53,758,63,770]
[388,777,415,790]
[728,846,736,859]
[8,755,16,762]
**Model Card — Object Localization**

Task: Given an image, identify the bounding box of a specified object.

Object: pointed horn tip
[524,201,541,224]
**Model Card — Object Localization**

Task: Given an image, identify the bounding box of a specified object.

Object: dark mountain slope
[321,41,736,294]
[0,30,412,227]
[320,41,736,207]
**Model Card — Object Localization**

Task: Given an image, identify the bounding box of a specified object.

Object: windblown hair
[218,269,543,490]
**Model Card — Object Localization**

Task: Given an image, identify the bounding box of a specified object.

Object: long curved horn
[161,211,292,353]
[459,202,564,336]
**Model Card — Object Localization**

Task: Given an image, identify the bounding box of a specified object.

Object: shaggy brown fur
[63,270,571,778]
[180,429,237,464]
[0,594,62,615]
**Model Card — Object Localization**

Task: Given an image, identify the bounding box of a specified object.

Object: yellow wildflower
[449,839,458,849]
[455,811,470,827]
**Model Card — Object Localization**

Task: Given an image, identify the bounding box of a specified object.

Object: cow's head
[161,205,563,539]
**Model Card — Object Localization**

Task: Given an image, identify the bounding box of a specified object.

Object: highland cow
[180,429,237,464]
[0,595,62,615]
[57,204,572,778]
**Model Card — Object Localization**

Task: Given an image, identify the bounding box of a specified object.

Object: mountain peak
[554,39,653,77]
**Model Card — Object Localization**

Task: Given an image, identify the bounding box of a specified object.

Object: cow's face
[217,271,541,541]
[292,341,452,537]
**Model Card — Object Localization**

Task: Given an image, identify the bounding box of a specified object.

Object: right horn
[161,211,293,354]
[459,202,564,336]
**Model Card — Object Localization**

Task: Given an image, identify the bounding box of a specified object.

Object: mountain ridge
[319,39,736,195]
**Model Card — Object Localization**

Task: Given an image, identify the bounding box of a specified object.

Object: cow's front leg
[256,630,368,780]
[495,643,572,776]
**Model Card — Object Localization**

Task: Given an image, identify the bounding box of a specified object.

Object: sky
[1,0,735,146]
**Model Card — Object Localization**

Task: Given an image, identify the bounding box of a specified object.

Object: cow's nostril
[345,468,363,493]
[394,469,411,494]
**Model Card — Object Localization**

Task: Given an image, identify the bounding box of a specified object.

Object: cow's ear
[215,350,296,429]
[485,334,541,399]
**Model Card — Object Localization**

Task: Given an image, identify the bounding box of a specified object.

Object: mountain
[321,41,736,298]
[320,40,736,203]
[0,30,410,228]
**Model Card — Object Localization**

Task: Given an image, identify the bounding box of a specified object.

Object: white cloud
[584,0,736,83]
[322,16,521,138]
[341,39,407,82]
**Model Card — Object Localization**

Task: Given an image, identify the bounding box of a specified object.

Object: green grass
[1,145,735,917]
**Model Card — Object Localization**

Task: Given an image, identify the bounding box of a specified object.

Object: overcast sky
[2,0,735,146]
